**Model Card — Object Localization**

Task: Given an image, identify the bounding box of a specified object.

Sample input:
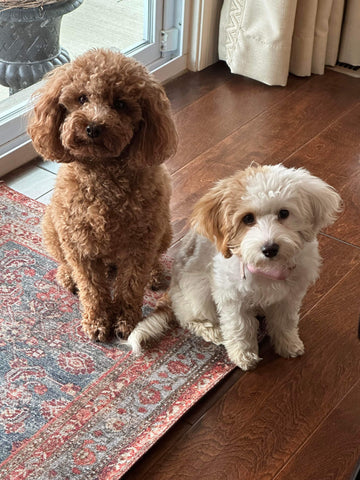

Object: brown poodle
[28,48,178,341]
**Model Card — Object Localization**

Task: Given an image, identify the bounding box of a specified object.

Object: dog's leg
[42,208,61,261]
[57,264,78,294]
[148,261,165,291]
[42,210,77,293]
[176,293,222,344]
[149,224,172,291]
[219,303,261,371]
[169,271,223,345]
[67,257,113,342]
[112,259,154,340]
[184,317,223,345]
[265,301,305,358]
[115,303,143,340]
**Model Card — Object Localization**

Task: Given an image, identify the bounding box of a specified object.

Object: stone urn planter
[0,0,84,95]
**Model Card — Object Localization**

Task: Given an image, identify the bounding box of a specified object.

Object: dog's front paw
[56,265,78,294]
[274,333,305,358]
[82,316,111,342]
[228,349,261,371]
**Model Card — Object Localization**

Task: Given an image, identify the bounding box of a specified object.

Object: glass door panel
[0,0,160,102]
[61,0,149,58]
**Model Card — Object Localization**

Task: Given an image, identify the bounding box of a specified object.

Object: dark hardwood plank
[275,382,360,480]
[122,418,193,480]
[168,73,307,174]
[284,102,360,247]
[165,61,233,114]
[301,235,360,314]
[132,262,360,479]
[167,70,360,243]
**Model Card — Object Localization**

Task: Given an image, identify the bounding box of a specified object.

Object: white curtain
[219,0,359,86]
[339,0,360,66]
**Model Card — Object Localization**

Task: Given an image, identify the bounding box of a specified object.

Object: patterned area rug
[0,182,234,479]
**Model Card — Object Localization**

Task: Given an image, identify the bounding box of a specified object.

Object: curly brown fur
[28,48,178,341]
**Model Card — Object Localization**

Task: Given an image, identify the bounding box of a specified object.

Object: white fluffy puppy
[128,164,342,371]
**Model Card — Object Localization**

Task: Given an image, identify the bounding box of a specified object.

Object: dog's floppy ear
[191,182,233,258]
[131,78,178,166]
[298,173,342,240]
[28,64,70,162]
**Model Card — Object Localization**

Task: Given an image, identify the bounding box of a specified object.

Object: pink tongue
[247,264,290,280]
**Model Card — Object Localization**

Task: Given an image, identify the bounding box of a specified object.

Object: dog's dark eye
[278,209,290,220]
[113,98,126,110]
[242,213,256,225]
[79,95,88,105]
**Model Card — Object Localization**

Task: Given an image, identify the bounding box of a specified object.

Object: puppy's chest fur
[213,255,291,307]
[51,163,166,255]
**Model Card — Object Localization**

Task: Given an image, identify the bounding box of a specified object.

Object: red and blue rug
[0,182,234,479]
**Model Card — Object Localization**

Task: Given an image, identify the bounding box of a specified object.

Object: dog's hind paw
[229,350,262,371]
[82,318,111,343]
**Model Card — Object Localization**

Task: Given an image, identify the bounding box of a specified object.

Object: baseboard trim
[0,139,37,177]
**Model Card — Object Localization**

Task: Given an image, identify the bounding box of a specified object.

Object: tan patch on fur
[191,167,263,257]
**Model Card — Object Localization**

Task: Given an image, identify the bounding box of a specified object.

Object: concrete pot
[0,0,83,94]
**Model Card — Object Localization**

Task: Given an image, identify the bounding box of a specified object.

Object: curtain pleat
[339,0,360,65]
[311,0,335,74]
[218,0,297,86]
[325,0,345,65]
[219,0,358,86]
[289,0,319,77]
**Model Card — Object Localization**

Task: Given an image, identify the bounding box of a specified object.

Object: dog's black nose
[86,124,101,138]
[262,243,279,258]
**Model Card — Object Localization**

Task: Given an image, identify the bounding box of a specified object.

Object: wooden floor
[3,62,360,480]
